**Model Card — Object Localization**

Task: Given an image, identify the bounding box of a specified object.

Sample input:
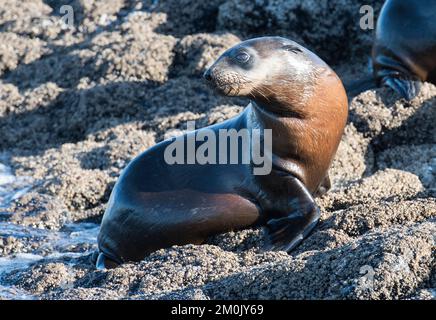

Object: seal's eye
[235,52,250,63]
[283,45,302,54]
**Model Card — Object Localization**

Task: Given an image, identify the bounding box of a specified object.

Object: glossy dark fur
[372,0,436,99]
[96,37,348,268]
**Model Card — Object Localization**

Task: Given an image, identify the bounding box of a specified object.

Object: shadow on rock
[0,81,154,155]
[141,0,225,37]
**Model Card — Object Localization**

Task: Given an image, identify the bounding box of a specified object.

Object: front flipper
[95,252,121,270]
[264,176,321,253]
[382,76,421,100]
[374,53,422,100]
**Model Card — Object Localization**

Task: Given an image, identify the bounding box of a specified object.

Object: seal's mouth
[213,83,241,96]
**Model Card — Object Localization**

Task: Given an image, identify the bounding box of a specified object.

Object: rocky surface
[0,0,434,300]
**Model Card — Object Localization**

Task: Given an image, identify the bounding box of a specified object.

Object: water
[0,284,36,300]
[0,162,32,208]
[0,221,99,299]
[0,161,99,299]
[0,222,99,255]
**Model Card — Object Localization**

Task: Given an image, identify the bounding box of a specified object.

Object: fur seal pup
[96,36,348,269]
[372,0,436,99]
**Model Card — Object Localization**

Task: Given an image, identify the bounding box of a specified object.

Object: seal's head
[204,37,332,115]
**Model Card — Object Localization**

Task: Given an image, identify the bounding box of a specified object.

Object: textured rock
[0,0,434,301]
[143,0,226,36]
[217,0,383,64]
[172,33,241,77]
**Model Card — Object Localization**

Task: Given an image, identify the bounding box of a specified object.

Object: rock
[349,83,436,149]
[143,0,227,36]
[330,124,374,187]
[217,0,383,64]
[205,222,435,300]
[378,144,436,189]
[0,0,434,301]
[172,33,241,77]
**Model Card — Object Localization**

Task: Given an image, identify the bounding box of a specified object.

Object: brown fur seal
[372,0,436,99]
[96,36,348,269]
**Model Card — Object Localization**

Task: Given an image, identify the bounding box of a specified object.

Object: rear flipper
[382,76,422,100]
[263,176,321,253]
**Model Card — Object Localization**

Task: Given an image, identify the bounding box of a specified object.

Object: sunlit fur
[204,37,329,116]
[204,36,348,191]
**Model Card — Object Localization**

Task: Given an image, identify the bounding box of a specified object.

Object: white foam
[0,222,99,299]
[0,160,33,208]
[0,285,36,300]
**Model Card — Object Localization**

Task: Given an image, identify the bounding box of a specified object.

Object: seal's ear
[282,45,302,54]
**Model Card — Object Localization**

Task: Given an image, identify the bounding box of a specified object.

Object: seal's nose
[203,69,213,82]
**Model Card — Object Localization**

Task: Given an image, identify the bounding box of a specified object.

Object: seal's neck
[249,100,308,159]
[247,69,348,190]
[251,100,306,119]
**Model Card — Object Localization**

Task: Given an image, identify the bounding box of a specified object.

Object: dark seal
[96,37,348,268]
[372,0,436,99]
